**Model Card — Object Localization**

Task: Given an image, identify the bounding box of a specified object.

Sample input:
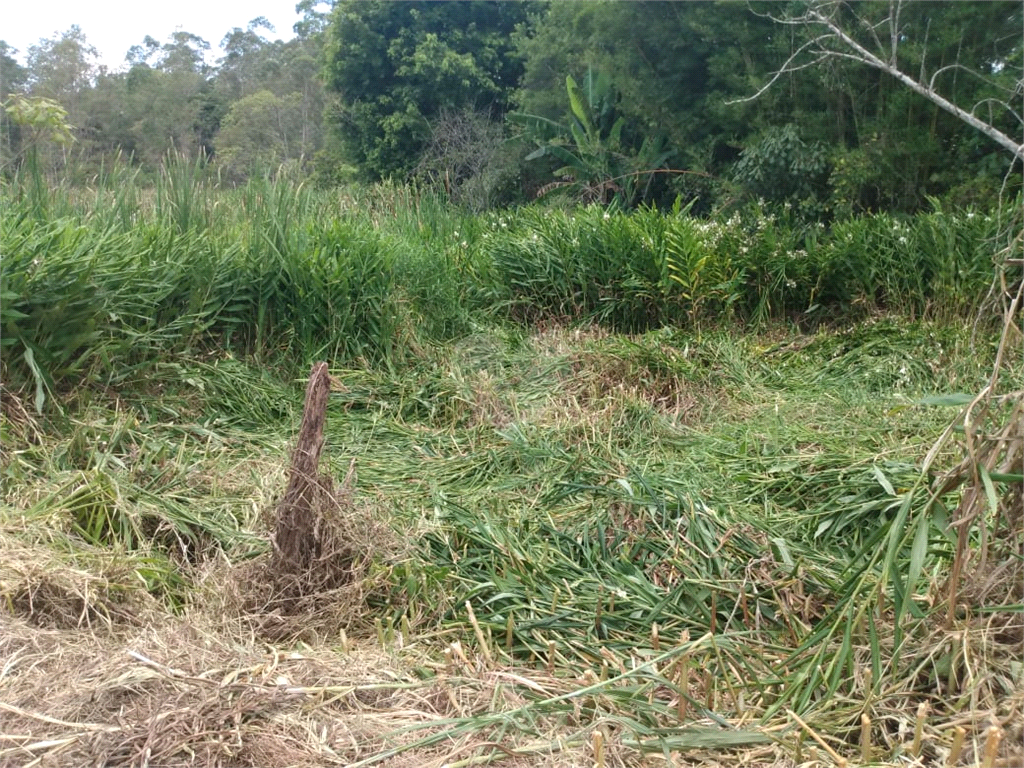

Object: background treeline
[1,0,1020,215]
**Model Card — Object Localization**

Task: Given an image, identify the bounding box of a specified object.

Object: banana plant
[509,68,673,207]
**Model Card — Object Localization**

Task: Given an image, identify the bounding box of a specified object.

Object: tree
[218,18,279,102]
[323,1,532,179]
[26,26,98,108]
[1,93,75,207]
[118,31,225,163]
[218,9,328,164]
[155,32,213,76]
[215,89,304,180]
[512,2,792,209]
[737,1,1023,161]
[511,69,675,207]
[0,41,28,167]
[415,107,517,210]
[21,27,98,175]
[731,123,829,211]
[514,1,1018,214]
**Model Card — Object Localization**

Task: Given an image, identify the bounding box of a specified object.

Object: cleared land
[1,176,1021,766]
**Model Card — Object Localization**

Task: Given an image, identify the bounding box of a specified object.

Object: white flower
[603,212,611,220]
[967,212,975,220]
[898,236,907,244]
[786,279,797,289]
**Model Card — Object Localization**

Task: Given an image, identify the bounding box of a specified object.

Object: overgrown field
[1,169,1021,767]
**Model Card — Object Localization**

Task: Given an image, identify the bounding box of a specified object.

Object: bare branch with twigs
[736,1,1024,160]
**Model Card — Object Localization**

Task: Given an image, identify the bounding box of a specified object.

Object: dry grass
[0,612,429,767]
[0,595,763,768]
[3,579,1021,768]
[0,538,161,633]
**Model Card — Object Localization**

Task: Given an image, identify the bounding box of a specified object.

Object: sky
[3,0,304,71]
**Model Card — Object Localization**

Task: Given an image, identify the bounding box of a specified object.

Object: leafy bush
[481,198,999,330]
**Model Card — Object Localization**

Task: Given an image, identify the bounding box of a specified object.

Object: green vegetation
[2,163,1021,765]
[1,2,1021,764]
[1,161,1007,405]
[3,2,1021,212]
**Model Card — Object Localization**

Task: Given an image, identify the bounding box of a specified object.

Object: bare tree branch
[971,98,1023,128]
[725,36,834,105]
[919,16,930,85]
[889,0,902,68]
[929,64,1016,96]
[740,1,1024,160]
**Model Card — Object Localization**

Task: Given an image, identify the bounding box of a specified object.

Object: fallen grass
[1,319,1021,766]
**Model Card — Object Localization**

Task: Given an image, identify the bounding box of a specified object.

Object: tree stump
[271,361,354,593]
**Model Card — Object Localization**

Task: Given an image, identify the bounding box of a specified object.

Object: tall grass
[481,202,1003,329]
[1,154,1007,408]
[1,160,479,405]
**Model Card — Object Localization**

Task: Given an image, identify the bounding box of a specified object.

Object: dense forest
[2,0,1020,215]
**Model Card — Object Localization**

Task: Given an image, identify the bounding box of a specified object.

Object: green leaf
[872,465,896,496]
[884,491,915,651]
[22,346,47,413]
[917,393,974,407]
[769,537,794,568]
[507,112,568,139]
[906,514,930,610]
[867,610,881,687]
[978,464,999,518]
[565,75,596,140]
[609,116,625,148]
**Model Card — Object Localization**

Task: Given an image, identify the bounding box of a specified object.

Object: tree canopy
[322,0,531,180]
[0,1,1017,211]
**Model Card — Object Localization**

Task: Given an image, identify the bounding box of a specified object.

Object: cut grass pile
[2,317,1021,767]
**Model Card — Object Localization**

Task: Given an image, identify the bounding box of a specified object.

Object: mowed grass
[3,309,1019,766]
[1,164,1020,765]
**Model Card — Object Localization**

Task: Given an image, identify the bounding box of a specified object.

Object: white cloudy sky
[3,0,304,70]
